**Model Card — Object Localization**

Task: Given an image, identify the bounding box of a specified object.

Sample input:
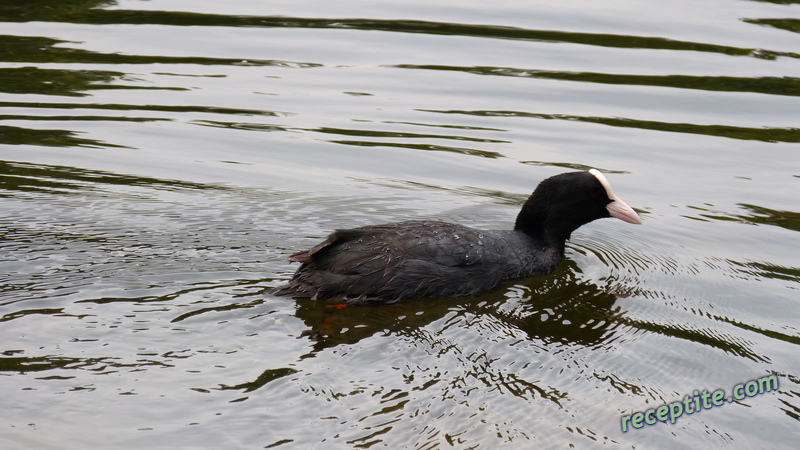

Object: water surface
[1,0,799,448]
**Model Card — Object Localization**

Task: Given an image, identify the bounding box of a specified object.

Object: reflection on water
[0,160,218,193]
[293,259,625,350]
[5,6,798,60]
[0,67,187,97]
[421,108,800,143]
[2,0,799,448]
[397,64,800,97]
[0,124,130,148]
[0,35,322,68]
[686,202,800,231]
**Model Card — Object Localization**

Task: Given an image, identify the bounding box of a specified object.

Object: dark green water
[2,0,799,448]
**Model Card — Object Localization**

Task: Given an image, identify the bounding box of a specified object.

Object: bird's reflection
[292,259,623,351]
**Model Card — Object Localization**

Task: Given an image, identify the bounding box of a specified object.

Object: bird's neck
[514,197,573,251]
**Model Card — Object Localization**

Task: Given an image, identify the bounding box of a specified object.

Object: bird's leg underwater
[299,301,349,339]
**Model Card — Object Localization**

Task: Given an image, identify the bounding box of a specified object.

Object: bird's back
[273,220,559,303]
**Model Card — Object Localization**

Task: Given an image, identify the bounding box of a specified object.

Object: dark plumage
[274,170,641,304]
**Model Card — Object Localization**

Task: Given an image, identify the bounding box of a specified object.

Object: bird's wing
[289,221,486,275]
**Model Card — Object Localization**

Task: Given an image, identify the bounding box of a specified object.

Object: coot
[274,169,641,304]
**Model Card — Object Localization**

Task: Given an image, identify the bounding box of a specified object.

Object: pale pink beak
[607,198,642,224]
[588,169,642,225]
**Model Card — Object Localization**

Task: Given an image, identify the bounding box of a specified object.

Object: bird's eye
[588,188,601,197]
